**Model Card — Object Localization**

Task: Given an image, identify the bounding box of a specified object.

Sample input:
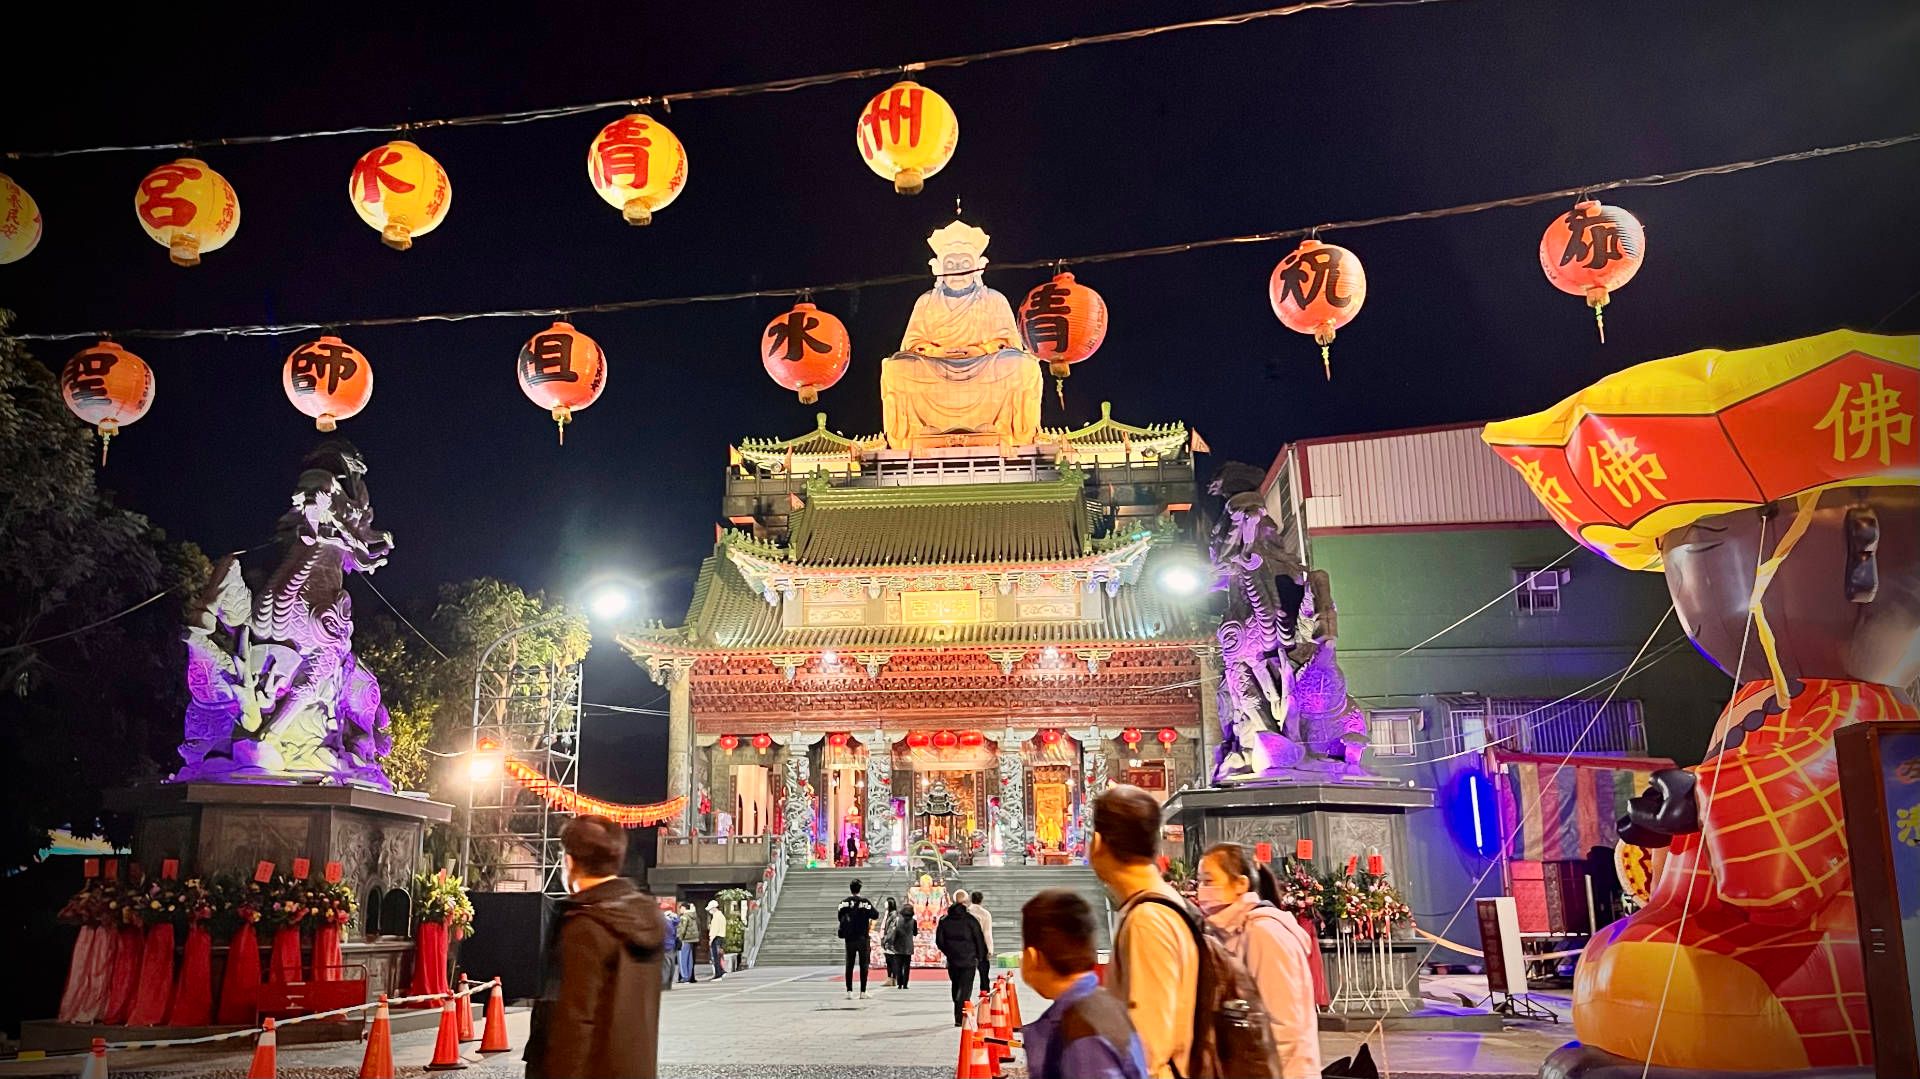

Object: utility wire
[355,575,452,661]
[16,132,1916,344]
[1394,545,1579,657]
[0,541,273,655]
[4,1,1453,160]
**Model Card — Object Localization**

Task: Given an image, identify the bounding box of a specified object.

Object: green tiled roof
[623,541,1205,653]
[785,473,1090,566]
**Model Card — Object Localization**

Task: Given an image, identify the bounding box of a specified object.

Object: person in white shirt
[705,899,728,980]
[1092,785,1197,1079]
[968,889,995,990]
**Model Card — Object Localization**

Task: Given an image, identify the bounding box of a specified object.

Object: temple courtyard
[0,969,1569,1077]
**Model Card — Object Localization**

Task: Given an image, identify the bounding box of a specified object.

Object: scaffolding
[464,651,583,899]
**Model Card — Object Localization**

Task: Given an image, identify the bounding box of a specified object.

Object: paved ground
[2,966,1572,1076]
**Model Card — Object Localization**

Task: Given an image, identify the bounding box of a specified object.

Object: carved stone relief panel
[1321,811,1395,875]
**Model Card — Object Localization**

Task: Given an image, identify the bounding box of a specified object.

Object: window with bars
[1368,710,1419,757]
[1514,567,1569,613]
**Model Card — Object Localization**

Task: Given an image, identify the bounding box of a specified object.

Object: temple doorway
[822,735,868,865]
[1025,730,1083,864]
[730,763,771,837]
[895,734,995,864]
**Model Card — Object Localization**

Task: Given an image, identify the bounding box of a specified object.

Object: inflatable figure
[1486,330,1918,1076]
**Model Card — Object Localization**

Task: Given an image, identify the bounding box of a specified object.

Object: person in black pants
[935,892,988,1026]
[835,878,879,999]
[884,897,916,988]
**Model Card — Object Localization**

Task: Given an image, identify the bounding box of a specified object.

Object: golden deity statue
[881,220,1043,449]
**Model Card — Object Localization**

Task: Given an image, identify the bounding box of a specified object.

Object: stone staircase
[753,864,1111,967]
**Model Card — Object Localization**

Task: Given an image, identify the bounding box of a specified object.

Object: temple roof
[734,402,1188,474]
[785,472,1090,565]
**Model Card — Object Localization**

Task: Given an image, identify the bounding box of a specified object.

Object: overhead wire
[1394,545,1579,657]
[4,0,1456,160]
[14,131,1919,344]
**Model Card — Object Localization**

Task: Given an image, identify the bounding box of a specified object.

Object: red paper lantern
[828,732,848,747]
[1121,727,1143,746]
[1018,272,1109,381]
[1539,200,1645,343]
[932,730,958,749]
[958,730,983,747]
[761,302,851,405]
[517,321,607,444]
[282,336,373,432]
[1157,727,1178,745]
[1039,729,1062,746]
[906,731,930,749]
[752,733,773,751]
[717,734,740,752]
[1269,238,1366,380]
[61,341,155,464]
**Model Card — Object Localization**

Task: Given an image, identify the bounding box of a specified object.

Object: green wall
[1312,525,1727,764]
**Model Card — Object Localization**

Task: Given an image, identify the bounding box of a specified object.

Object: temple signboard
[900,589,980,625]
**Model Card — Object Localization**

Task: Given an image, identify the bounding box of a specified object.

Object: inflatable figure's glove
[1616,768,1700,849]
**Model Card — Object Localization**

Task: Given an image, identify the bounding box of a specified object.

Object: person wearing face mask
[1091,785,1197,1079]
[1195,844,1320,1079]
[525,815,665,1079]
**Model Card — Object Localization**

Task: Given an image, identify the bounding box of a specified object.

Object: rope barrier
[84,980,486,1054]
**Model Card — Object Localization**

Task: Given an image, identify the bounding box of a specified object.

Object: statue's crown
[927,220,989,259]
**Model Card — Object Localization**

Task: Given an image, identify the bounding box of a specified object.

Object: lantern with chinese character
[1019,272,1108,388]
[587,114,688,227]
[60,341,154,464]
[1157,727,1178,746]
[516,321,607,444]
[0,174,42,264]
[855,80,958,195]
[133,159,239,267]
[1269,238,1366,380]
[752,733,773,752]
[1539,200,1645,343]
[349,141,450,250]
[718,734,739,752]
[1121,727,1142,746]
[282,336,373,432]
[761,302,851,404]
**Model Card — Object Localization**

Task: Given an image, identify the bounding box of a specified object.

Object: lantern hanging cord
[15,131,1918,343]
[0,541,273,655]
[3,0,1452,159]
[352,574,453,662]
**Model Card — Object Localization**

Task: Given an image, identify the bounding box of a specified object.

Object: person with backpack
[836,878,880,999]
[935,888,989,1025]
[1018,888,1149,1079]
[1093,784,1279,1079]
[1197,844,1321,1078]
[880,896,909,988]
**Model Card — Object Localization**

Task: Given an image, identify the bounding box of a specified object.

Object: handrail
[743,848,787,969]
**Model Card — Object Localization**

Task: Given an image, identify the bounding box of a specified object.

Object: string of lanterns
[502,758,686,828]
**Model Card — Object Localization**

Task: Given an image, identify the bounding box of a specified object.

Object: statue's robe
[882,284,1042,448]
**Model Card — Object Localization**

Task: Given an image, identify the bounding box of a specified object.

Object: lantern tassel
[551,405,571,446]
[1055,377,1065,410]
[1321,345,1332,381]
[99,430,112,466]
[1593,304,1607,344]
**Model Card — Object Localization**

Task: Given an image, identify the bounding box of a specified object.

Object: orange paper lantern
[517,321,607,444]
[282,336,373,432]
[762,302,851,404]
[587,114,688,226]
[349,141,450,250]
[1539,200,1645,343]
[1019,272,1109,383]
[1269,238,1366,380]
[61,341,154,463]
[133,158,239,267]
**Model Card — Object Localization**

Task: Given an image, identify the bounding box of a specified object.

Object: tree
[0,312,208,867]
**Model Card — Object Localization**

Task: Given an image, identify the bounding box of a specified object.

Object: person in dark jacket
[836,879,879,998]
[525,815,666,1079]
[935,892,988,1026]
[880,896,911,989]
[661,905,679,991]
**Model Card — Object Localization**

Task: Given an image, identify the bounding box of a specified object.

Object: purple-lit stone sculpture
[173,441,395,789]
[1207,462,1370,784]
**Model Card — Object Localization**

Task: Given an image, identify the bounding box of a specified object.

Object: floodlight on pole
[1156,563,1203,597]
[588,584,633,621]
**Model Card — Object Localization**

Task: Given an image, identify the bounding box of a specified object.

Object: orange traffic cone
[423,994,467,1071]
[359,994,395,1079]
[988,979,1011,1073]
[1001,975,1024,1056]
[454,975,477,1042]
[79,1037,108,1079]
[966,1005,994,1079]
[478,977,512,1054]
[247,1018,278,1079]
[954,1000,977,1079]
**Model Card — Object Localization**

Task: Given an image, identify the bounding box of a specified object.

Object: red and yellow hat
[1484,329,1917,572]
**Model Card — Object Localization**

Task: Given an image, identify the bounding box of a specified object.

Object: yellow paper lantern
[349,140,451,250]
[854,80,958,195]
[0,173,43,264]
[587,114,688,226]
[133,158,239,267]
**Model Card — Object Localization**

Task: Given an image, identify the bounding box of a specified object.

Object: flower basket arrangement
[1320,868,1413,940]
[409,870,473,1000]
[1277,855,1327,924]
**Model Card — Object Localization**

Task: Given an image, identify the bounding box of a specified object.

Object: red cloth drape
[310,924,344,981]
[58,925,117,1023]
[408,920,450,1001]
[102,925,145,1025]
[168,924,215,1026]
[216,923,262,1025]
[1304,917,1331,1008]
[267,926,302,984]
[125,923,177,1026]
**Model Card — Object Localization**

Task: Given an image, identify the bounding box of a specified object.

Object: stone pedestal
[1161,781,1433,883]
[105,783,453,902]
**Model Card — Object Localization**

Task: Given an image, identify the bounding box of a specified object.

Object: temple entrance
[729,763,771,837]
[895,734,994,865]
[1025,730,1085,864]
[822,736,868,865]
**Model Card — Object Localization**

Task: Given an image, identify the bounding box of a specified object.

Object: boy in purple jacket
[1019,889,1149,1079]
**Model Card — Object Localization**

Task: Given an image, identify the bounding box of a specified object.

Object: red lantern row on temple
[906,731,930,749]
[1121,727,1143,746]
[1539,199,1645,342]
[517,321,607,445]
[717,734,740,752]
[959,730,983,747]
[1269,238,1367,380]
[1039,729,1063,746]
[761,302,851,404]
[61,341,154,464]
[932,731,959,749]
[828,732,849,747]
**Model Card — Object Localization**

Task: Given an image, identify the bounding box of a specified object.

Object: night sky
[4,1,1916,804]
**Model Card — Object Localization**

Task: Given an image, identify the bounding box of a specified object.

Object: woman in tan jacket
[1195,843,1321,1079]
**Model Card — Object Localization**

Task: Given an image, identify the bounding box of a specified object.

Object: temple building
[622,219,1212,874]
